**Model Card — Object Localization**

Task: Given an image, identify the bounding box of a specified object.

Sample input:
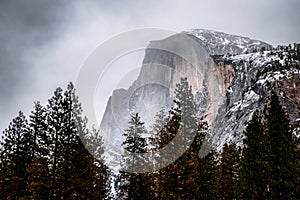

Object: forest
[0,78,299,199]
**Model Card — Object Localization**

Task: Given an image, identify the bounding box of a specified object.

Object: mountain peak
[183,29,272,55]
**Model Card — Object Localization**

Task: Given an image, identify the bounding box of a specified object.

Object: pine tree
[148,109,171,199]
[60,82,84,199]
[73,126,112,199]
[46,83,86,198]
[264,91,299,199]
[0,83,112,199]
[240,91,299,199]
[47,86,66,198]
[174,77,212,199]
[149,109,170,151]
[152,77,212,199]
[53,82,111,199]
[239,111,270,199]
[194,149,219,199]
[117,113,154,199]
[27,101,51,199]
[218,142,240,199]
[0,111,33,199]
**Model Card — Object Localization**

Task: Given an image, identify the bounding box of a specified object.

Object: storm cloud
[0,1,70,129]
[0,0,299,132]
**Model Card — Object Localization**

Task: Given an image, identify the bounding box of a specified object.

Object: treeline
[0,83,112,199]
[116,78,300,199]
[0,79,299,199]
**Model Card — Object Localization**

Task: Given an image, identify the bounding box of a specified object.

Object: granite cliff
[100,29,299,167]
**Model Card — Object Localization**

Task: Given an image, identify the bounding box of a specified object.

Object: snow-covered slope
[212,51,300,148]
[184,29,272,55]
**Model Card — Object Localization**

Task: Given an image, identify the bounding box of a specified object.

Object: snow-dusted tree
[117,113,156,199]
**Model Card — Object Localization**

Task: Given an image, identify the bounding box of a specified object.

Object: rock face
[184,29,272,55]
[100,29,300,164]
[213,52,300,148]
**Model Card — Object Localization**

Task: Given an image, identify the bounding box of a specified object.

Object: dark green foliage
[0,111,32,199]
[0,82,111,199]
[117,113,155,200]
[123,113,148,155]
[239,111,270,199]
[194,149,219,199]
[264,91,299,199]
[117,77,215,200]
[240,91,299,199]
[218,142,241,199]
[1,78,299,200]
[27,102,51,199]
[150,77,215,199]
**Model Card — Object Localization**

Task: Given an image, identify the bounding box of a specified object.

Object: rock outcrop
[100,29,299,167]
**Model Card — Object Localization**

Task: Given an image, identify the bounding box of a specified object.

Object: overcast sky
[0,0,299,132]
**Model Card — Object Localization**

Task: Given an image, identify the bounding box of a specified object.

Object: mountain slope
[100,29,300,168]
[212,50,300,147]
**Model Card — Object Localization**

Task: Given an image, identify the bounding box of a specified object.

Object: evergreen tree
[153,77,212,199]
[239,111,270,199]
[52,82,111,199]
[173,77,212,199]
[73,126,112,199]
[60,82,84,199]
[194,149,219,199]
[27,102,51,199]
[117,113,155,199]
[240,91,299,199]
[0,82,112,199]
[47,86,66,198]
[218,142,240,199]
[0,111,33,199]
[264,91,299,199]
[149,109,170,152]
[149,109,171,199]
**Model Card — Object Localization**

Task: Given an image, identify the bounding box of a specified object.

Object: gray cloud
[0,0,69,129]
[0,0,299,132]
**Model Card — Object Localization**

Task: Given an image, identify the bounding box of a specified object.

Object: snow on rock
[212,48,300,150]
[100,29,299,169]
[184,29,272,55]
